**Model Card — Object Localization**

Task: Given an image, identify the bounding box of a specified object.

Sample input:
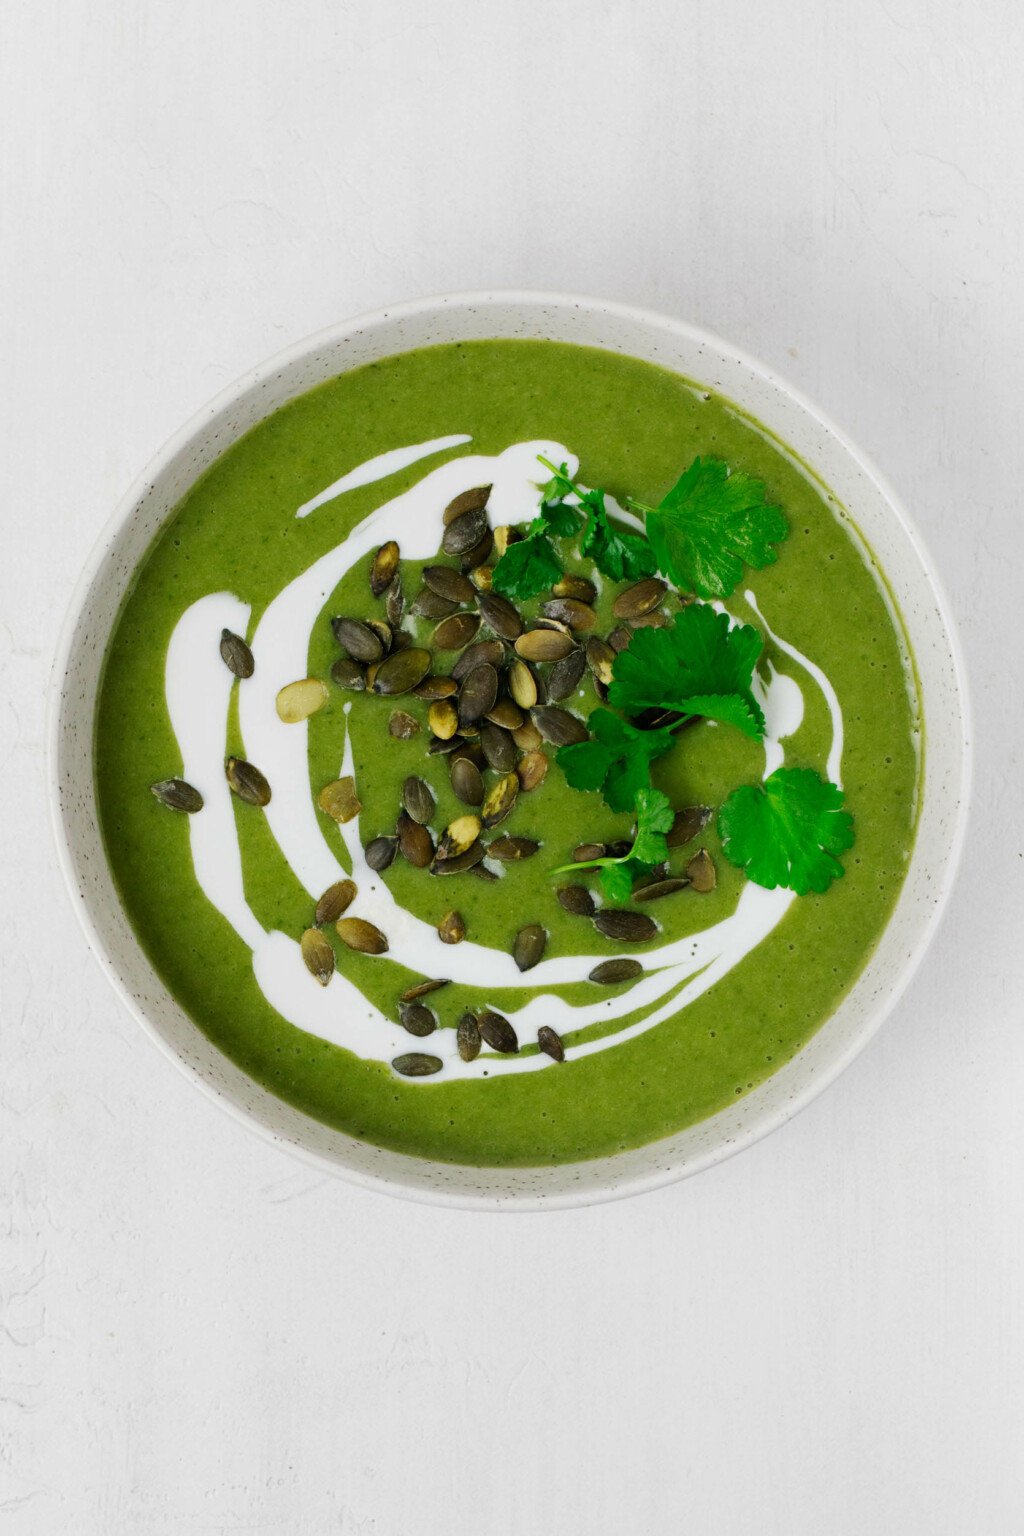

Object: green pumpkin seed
[537,1026,565,1062]
[491,524,522,558]
[399,1001,437,1037]
[478,1010,518,1054]
[514,629,576,663]
[392,1052,443,1077]
[633,877,691,903]
[513,923,547,972]
[541,598,597,631]
[434,612,481,652]
[512,720,543,752]
[397,810,434,868]
[612,577,667,619]
[428,732,469,756]
[450,754,484,807]
[451,639,504,681]
[485,698,524,731]
[439,910,466,945]
[686,848,717,892]
[573,842,606,863]
[413,674,458,701]
[589,957,644,984]
[557,884,596,917]
[608,626,632,653]
[402,775,435,824]
[385,574,405,627]
[585,637,616,687]
[150,778,204,813]
[546,648,586,701]
[276,677,329,723]
[479,722,517,772]
[488,836,539,861]
[593,909,658,942]
[365,835,397,871]
[437,814,482,859]
[318,776,360,822]
[516,751,549,792]
[331,617,384,663]
[372,647,432,696]
[442,485,491,524]
[481,771,519,828]
[400,977,450,1002]
[336,917,389,954]
[459,529,494,571]
[423,565,476,603]
[315,879,357,924]
[410,588,458,620]
[457,1011,481,1061]
[532,706,588,746]
[458,663,499,726]
[628,611,669,629]
[388,709,419,739]
[220,629,254,678]
[553,574,597,603]
[477,591,524,641]
[667,806,713,848]
[428,699,459,740]
[470,563,493,591]
[331,656,366,690]
[300,927,335,986]
[225,757,271,807]
[508,658,539,709]
[370,540,400,597]
[431,840,485,874]
[442,505,489,555]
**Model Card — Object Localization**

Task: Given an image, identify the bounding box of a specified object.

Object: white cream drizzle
[167,442,843,1079]
[295,434,471,519]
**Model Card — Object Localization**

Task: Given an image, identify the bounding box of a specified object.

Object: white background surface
[2,2,1021,1531]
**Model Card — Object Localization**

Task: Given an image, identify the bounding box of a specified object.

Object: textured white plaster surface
[2,2,1021,1531]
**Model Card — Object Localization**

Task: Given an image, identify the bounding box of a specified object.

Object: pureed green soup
[96,340,920,1166]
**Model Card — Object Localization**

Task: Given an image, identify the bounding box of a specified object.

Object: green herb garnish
[608,603,766,739]
[539,458,658,584]
[491,528,563,600]
[626,457,788,600]
[553,786,675,901]
[718,767,854,894]
[556,708,675,814]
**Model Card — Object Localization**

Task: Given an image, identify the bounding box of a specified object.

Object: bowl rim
[46,288,973,1210]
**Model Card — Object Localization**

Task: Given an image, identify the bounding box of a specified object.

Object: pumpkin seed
[546,647,586,701]
[442,506,489,556]
[392,1052,442,1077]
[318,776,360,822]
[397,810,434,868]
[443,485,491,524]
[456,1011,481,1061]
[388,709,419,739]
[667,806,714,848]
[485,698,524,731]
[470,564,493,591]
[478,1010,518,1054]
[438,814,482,858]
[434,612,481,651]
[150,778,203,813]
[315,879,357,924]
[300,927,335,986]
[451,639,504,681]
[275,677,329,723]
[514,629,576,663]
[225,757,271,806]
[513,923,547,972]
[411,588,458,620]
[423,565,476,603]
[593,909,658,942]
[606,838,634,859]
[512,720,543,752]
[471,863,499,882]
[532,706,588,746]
[432,840,485,874]
[458,663,499,726]
[370,540,400,597]
[401,977,450,1003]
[477,591,524,641]
[336,917,389,954]
[459,529,493,571]
[479,722,517,772]
[366,617,393,653]
[399,1002,437,1037]
[402,775,435,824]
[585,637,616,687]
[365,662,380,690]
[608,626,632,653]
[612,576,667,619]
[390,629,414,652]
[331,617,384,663]
[331,657,366,690]
[537,1026,565,1062]
[541,598,598,631]
[633,877,691,903]
[372,647,432,696]
[628,611,669,629]
[481,771,519,828]
[414,675,457,700]
[573,841,606,863]
[428,699,459,740]
[439,910,466,945]
[589,957,644,984]
[492,524,522,558]
[557,884,596,917]
[508,658,539,709]
[488,836,539,861]
[687,847,717,892]
[219,629,254,678]
[385,574,405,627]
[450,754,484,807]
[365,835,397,871]
[428,732,468,756]
[516,751,549,792]
[553,574,597,603]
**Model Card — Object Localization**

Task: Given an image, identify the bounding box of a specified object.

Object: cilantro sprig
[553,787,675,902]
[537,459,658,584]
[608,603,766,739]
[556,708,676,814]
[718,767,854,894]
[627,457,788,600]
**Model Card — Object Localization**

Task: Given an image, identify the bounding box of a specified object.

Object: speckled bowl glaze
[48,292,970,1209]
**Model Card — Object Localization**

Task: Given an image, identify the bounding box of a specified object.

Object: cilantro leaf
[539,498,583,537]
[630,456,788,600]
[579,489,659,583]
[491,530,562,601]
[556,708,675,814]
[552,786,674,900]
[608,603,766,738]
[718,767,854,894]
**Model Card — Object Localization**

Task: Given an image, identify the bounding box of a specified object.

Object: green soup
[95,340,920,1166]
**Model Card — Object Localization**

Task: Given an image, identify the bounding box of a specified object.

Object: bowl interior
[50,293,969,1208]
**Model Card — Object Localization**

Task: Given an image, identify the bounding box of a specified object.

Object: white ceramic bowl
[49,292,970,1209]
